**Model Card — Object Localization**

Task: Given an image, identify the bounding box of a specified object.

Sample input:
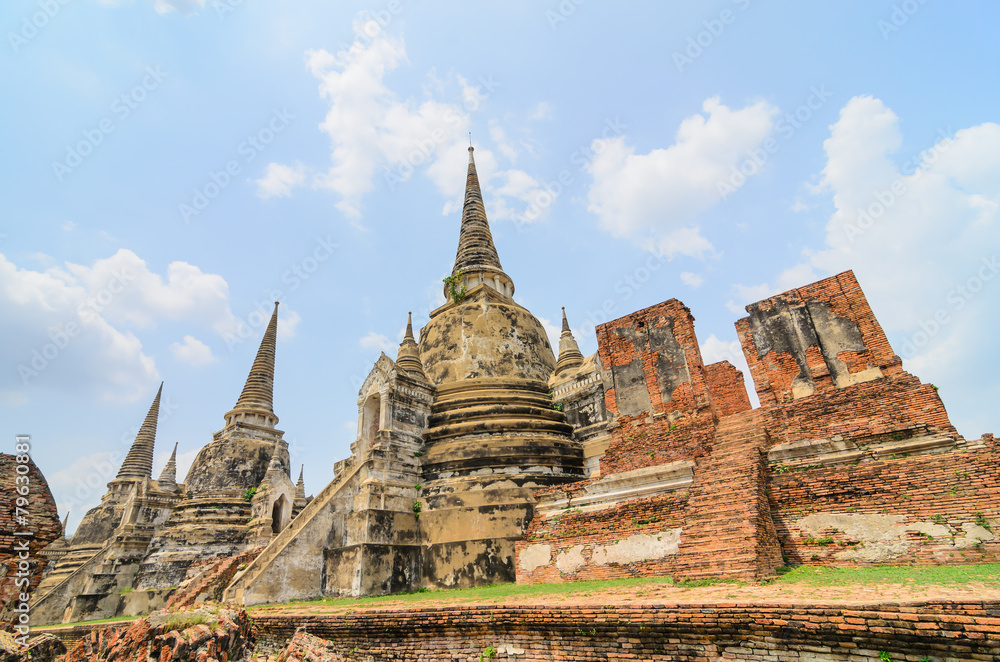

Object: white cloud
[152,0,205,15]
[359,331,396,355]
[61,220,76,232]
[680,272,704,288]
[302,13,554,226]
[169,335,217,367]
[50,451,119,534]
[278,308,302,341]
[586,97,778,258]
[529,102,552,121]
[255,162,307,199]
[0,249,239,402]
[732,95,1000,435]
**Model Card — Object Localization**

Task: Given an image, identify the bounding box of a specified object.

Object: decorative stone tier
[135,493,254,590]
[421,377,584,486]
[417,374,584,589]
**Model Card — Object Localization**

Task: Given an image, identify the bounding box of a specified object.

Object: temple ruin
[31,146,998,624]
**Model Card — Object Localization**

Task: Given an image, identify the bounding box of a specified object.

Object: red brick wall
[515,492,688,584]
[703,361,751,417]
[0,453,61,624]
[737,270,902,408]
[246,601,1000,661]
[597,299,713,421]
[769,437,1000,566]
[595,300,717,477]
[597,417,716,476]
[737,270,960,447]
[763,372,958,448]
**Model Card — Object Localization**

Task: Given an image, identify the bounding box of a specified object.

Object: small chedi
[32,147,998,624]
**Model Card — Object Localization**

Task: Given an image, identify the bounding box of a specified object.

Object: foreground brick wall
[704,361,752,417]
[0,454,61,624]
[251,601,1000,661]
[769,437,1000,566]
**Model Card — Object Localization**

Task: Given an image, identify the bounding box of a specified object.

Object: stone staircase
[223,456,366,602]
[672,410,782,582]
[167,547,263,609]
[35,544,105,596]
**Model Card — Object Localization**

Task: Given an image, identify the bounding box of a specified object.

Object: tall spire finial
[117,382,162,480]
[396,312,428,381]
[231,302,279,423]
[261,438,286,486]
[295,465,305,500]
[62,512,70,537]
[157,442,178,491]
[554,308,585,377]
[448,147,515,300]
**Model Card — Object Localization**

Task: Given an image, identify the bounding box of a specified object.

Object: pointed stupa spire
[157,442,178,491]
[61,512,70,538]
[228,302,279,426]
[116,382,162,480]
[554,307,585,377]
[396,312,428,380]
[446,145,514,300]
[261,438,286,487]
[295,465,305,500]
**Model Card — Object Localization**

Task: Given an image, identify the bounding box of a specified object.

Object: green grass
[775,563,1000,587]
[37,614,137,629]
[252,564,1000,613]
[251,576,679,611]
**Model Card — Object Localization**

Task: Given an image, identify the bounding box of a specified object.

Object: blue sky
[3,1,998,534]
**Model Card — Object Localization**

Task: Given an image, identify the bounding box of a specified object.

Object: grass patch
[37,615,137,629]
[250,576,679,612]
[163,613,215,631]
[776,563,1000,587]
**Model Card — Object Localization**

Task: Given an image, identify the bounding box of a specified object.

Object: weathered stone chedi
[33,146,998,622]
[32,304,304,625]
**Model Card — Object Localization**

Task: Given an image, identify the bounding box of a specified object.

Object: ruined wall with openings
[736,270,959,448]
[596,299,717,475]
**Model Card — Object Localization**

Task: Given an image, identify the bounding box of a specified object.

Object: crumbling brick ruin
[33,147,997,625]
[0,454,61,625]
[516,270,997,585]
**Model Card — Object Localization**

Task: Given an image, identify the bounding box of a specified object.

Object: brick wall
[737,270,960,447]
[1,453,61,624]
[769,437,1000,566]
[515,492,688,584]
[251,601,1000,661]
[704,361,751,417]
[596,299,714,422]
[762,372,957,448]
[737,270,900,408]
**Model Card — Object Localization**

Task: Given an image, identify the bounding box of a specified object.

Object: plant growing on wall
[243,487,257,502]
[443,269,467,303]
